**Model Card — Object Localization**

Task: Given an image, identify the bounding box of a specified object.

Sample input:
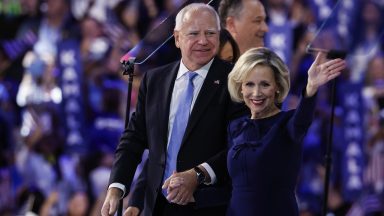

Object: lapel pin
[214,80,220,85]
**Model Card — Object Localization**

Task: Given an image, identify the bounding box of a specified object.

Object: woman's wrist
[305,82,317,97]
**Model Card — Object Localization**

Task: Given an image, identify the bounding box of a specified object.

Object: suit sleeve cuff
[201,162,217,184]
[108,183,126,199]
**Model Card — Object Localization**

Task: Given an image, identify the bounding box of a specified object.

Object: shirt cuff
[201,162,217,184]
[108,183,126,199]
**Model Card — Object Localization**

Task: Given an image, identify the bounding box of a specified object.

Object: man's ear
[225,16,237,35]
[174,31,180,48]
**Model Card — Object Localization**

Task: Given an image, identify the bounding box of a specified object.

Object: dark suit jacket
[109,57,247,215]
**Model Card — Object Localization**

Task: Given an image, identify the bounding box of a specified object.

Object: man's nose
[262,21,269,33]
[197,34,208,44]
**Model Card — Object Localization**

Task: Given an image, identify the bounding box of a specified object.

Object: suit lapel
[182,58,225,144]
[158,62,179,151]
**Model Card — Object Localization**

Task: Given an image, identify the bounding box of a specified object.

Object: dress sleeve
[287,88,317,143]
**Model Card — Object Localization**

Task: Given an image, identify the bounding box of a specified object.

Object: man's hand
[162,169,198,205]
[101,187,123,216]
[124,206,140,216]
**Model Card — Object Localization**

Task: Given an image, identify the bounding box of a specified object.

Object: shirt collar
[177,58,214,80]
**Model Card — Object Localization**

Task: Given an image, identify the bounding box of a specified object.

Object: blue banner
[340,82,364,201]
[308,0,335,26]
[335,0,360,50]
[265,15,292,65]
[57,39,86,153]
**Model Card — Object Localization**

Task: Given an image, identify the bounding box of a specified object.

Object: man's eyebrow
[182,27,218,33]
[254,14,266,19]
[185,28,198,32]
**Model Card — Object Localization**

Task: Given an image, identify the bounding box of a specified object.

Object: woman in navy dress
[226,47,346,216]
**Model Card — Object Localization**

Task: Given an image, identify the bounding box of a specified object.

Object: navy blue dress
[227,93,317,216]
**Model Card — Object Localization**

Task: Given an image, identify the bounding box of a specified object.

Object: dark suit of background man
[101,3,246,216]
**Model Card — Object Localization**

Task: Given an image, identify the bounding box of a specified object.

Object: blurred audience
[0,0,383,215]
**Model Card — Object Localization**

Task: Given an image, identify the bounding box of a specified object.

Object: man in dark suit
[101,3,246,216]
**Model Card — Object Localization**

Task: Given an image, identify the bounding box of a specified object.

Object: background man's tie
[163,71,198,196]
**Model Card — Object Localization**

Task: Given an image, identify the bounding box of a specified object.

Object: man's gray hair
[174,3,221,31]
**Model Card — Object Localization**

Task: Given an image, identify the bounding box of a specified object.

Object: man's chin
[254,42,264,48]
[194,51,214,56]
[194,55,214,63]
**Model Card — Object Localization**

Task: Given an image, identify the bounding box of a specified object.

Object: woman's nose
[252,86,261,96]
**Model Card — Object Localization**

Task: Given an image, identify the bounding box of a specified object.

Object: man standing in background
[218,0,269,53]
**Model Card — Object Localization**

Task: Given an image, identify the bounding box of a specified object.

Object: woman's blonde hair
[228,47,290,104]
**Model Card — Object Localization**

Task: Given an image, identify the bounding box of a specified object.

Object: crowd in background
[0,0,383,215]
